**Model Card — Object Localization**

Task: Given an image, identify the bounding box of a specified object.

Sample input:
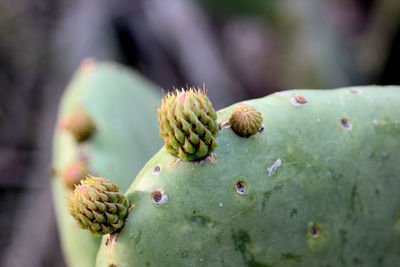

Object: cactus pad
[52,60,163,267]
[96,86,400,267]
[229,104,263,137]
[158,87,219,161]
[68,176,130,235]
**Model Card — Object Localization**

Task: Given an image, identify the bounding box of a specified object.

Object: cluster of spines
[68,176,129,236]
[158,87,219,161]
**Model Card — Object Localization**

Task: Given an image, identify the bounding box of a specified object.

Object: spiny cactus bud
[229,104,263,137]
[63,110,96,142]
[68,176,130,236]
[158,87,219,161]
[63,160,88,190]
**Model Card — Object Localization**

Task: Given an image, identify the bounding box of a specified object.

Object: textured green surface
[158,88,219,161]
[96,86,400,266]
[52,60,162,267]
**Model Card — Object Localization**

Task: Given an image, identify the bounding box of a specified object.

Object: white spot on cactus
[219,202,223,207]
[200,258,204,262]
[267,159,282,176]
[275,91,288,96]
[372,119,378,125]
[350,88,363,94]
[316,118,320,122]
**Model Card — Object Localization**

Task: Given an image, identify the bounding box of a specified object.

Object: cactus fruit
[63,159,88,189]
[52,60,162,267]
[94,86,400,266]
[229,104,263,137]
[68,176,130,235]
[63,110,96,142]
[158,87,219,161]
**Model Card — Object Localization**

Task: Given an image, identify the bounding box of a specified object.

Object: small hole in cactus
[258,126,265,134]
[236,181,247,195]
[341,118,352,130]
[152,191,162,202]
[310,227,319,238]
[105,238,109,246]
[152,189,168,206]
[152,166,161,175]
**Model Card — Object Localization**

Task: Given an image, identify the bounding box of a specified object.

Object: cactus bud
[63,110,96,142]
[68,176,130,236]
[63,160,88,190]
[158,87,218,161]
[229,104,263,137]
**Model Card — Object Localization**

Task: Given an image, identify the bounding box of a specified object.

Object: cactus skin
[229,104,263,137]
[96,86,400,266]
[52,60,162,267]
[158,88,219,161]
[68,176,130,235]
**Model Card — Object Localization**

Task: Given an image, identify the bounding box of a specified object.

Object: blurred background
[0,0,399,266]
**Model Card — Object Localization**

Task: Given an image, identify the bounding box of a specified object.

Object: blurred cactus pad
[52,60,162,267]
[93,85,400,266]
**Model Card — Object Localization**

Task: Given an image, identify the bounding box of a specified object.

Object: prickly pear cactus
[95,86,400,266]
[52,59,162,267]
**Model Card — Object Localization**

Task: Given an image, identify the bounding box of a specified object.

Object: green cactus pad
[229,104,263,137]
[96,86,400,266]
[158,87,219,161]
[68,176,130,235]
[52,60,163,267]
